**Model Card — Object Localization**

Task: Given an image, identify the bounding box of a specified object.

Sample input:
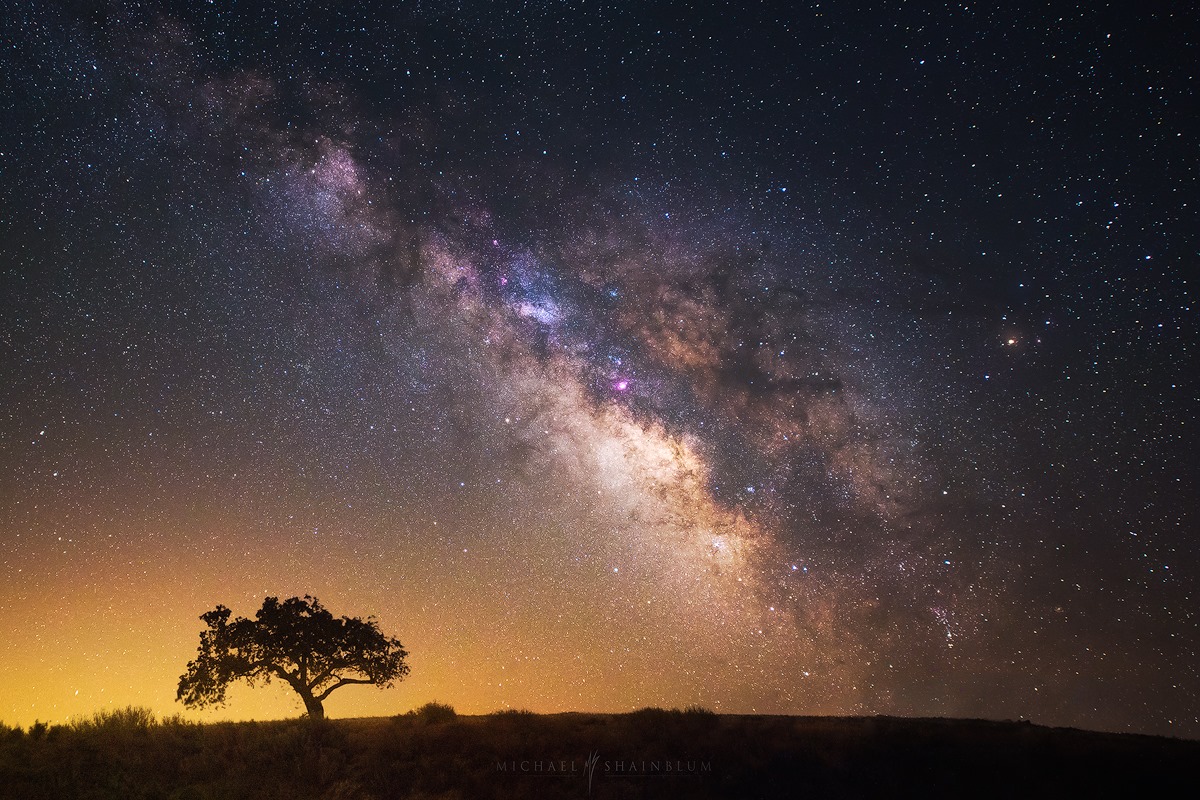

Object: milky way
[0,3,1195,736]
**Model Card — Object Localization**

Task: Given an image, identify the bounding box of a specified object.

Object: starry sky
[0,1,1195,737]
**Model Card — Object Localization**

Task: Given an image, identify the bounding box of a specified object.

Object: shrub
[70,705,157,733]
[409,701,457,724]
[489,708,535,717]
[629,706,679,719]
[161,712,198,728]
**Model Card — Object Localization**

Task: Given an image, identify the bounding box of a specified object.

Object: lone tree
[177,595,409,720]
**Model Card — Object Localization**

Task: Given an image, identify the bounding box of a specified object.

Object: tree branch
[307,662,341,691]
[316,677,375,702]
[257,662,300,688]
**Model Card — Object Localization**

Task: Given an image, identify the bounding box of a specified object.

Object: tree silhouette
[177,595,409,719]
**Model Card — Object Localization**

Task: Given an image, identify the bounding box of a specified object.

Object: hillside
[1,707,1194,799]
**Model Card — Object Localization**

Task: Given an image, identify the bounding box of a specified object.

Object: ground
[1,708,1195,799]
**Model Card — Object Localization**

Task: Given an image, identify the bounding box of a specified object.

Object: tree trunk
[298,688,325,719]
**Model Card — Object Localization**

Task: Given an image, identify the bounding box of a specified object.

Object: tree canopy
[177,595,409,719]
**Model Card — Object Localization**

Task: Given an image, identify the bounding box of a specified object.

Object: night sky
[1,2,1195,738]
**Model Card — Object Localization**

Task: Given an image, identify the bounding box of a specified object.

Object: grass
[0,706,1195,799]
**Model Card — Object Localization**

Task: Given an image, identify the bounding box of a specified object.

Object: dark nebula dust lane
[0,2,1196,736]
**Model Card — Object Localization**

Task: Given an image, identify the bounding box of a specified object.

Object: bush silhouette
[70,705,157,733]
[407,701,457,724]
